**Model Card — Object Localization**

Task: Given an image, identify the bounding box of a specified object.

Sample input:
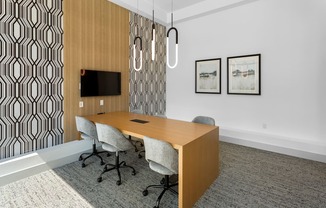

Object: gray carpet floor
[1,142,326,208]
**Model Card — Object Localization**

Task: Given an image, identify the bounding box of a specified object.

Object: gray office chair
[75,116,110,168]
[155,113,167,118]
[192,116,215,126]
[142,136,178,208]
[138,113,167,159]
[129,108,144,152]
[131,108,143,114]
[95,123,136,185]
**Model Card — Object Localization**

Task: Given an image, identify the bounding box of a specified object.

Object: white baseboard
[220,127,326,163]
[0,140,92,187]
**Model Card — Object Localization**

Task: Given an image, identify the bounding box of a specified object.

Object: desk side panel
[179,127,219,208]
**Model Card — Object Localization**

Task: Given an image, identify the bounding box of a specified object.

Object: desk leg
[178,128,219,208]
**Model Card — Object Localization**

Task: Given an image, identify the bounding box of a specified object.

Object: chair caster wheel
[142,190,148,196]
[116,180,121,186]
[138,154,142,159]
[79,156,83,161]
[97,177,102,183]
[82,163,86,168]
[160,178,165,185]
[132,171,136,176]
[100,161,105,166]
[154,206,158,208]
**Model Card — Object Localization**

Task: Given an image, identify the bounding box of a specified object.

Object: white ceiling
[143,0,208,13]
[109,0,258,25]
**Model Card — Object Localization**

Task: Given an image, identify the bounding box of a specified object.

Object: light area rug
[1,142,326,208]
[0,170,92,208]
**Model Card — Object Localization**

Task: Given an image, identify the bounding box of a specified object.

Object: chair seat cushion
[149,161,176,175]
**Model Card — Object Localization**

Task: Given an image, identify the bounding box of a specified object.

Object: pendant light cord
[151,0,156,61]
[171,0,173,27]
[137,0,139,36]
[152,0,154,23]
[133,0,143,71]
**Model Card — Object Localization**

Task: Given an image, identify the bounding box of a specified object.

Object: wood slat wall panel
[64,0,129,142]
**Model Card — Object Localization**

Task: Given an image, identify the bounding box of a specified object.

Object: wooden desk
[85,111,219,208]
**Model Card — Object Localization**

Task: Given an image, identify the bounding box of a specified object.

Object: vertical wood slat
[63,0,129,142]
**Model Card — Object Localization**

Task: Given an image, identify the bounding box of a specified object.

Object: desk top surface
[85,111,218,149]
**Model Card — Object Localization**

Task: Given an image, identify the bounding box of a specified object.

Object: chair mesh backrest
[75,116,98,141]
[95,123,133,151]
[131,109,143,114]
[143,136,178,174]
[192,116,215,126]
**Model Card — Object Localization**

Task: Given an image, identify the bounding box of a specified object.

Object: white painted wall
[166,0,326,161]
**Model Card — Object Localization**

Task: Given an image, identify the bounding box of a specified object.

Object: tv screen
[80,69,121,97]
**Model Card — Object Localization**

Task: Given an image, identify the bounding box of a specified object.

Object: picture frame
[227,54,261,95]
[195,58,221,94]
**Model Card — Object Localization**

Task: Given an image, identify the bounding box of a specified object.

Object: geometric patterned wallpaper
[0,0,64,160]
[129,12,166,115]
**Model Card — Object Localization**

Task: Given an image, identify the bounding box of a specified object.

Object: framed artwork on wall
[227,54,261,95]
[195,58,221,94]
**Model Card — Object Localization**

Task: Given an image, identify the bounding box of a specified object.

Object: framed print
[195,58,221,94]
[227,54,261,95]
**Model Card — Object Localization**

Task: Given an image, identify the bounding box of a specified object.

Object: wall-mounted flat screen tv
[80,69,121,97]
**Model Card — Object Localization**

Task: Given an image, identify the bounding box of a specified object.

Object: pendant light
[133,36,142,71]
[133,0,143,71]
[151,0,155,61]
[166,0,178,69]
